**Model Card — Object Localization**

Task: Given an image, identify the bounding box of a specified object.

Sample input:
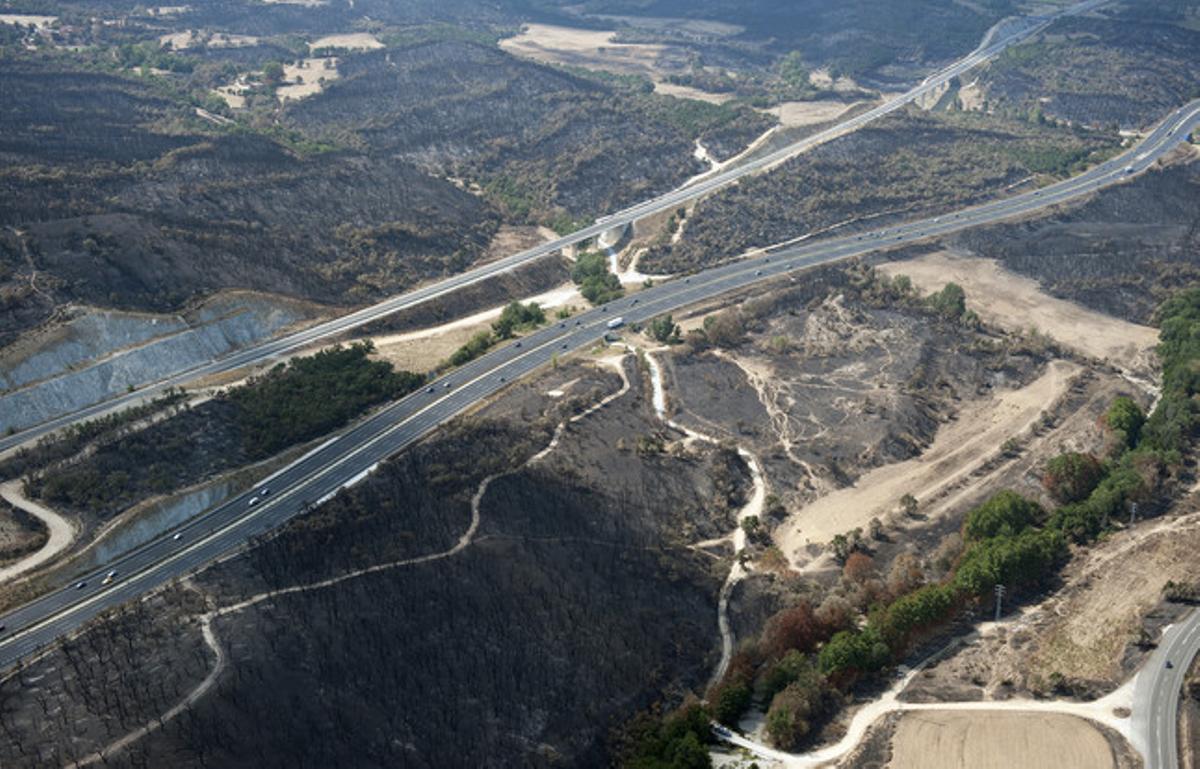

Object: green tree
[1041,452,1105,504]
[492,301,545,339]
[928,282,966,320]
[649,314,681,344]
[963,490,1041,541]
[262,60,285,85]
[1103,396,1144,449]
[449,330,495,366]
[572,251,624,305]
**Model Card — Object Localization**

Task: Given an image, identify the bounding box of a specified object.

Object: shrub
[492,301,545,339]
[952,528,1067,597]
[962,491,1042,541]
[449,330,495,367]
[1042,452,1105,504]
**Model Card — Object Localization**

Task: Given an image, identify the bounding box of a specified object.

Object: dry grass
[878,251,1159,373]
[278,57,339,103]
[775,360,1078,560]
[891,711,1114,769]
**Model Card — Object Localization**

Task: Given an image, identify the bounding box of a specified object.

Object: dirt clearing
[777,360,1078,561]
[368,283,581,373]
[278,57,338,102]
[879,250,1159,372]
[501,23,730,104]
[763,100,861,129]
[309,33,382,52]
[501,24,666,82]
[891,711,1114,769]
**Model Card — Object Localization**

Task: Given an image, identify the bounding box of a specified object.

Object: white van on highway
[606,317,625,330]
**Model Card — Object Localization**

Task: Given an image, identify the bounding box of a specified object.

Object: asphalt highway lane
[0,98,1196,672]
[0,0,1107,454]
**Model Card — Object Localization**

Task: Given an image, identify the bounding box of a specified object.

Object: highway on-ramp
[0,0,1109,453]
[0,98,1196,673]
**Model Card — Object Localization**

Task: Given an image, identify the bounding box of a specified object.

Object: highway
[1134,608,1200,769]
[0,97,1196,673]
[0,0,1108,453]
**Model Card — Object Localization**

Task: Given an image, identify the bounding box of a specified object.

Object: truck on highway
[606,317,625,330]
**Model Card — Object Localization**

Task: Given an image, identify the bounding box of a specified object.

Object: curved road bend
[0,99,1196,673]
[0,0,1110,453]
[1135,608,1200,769]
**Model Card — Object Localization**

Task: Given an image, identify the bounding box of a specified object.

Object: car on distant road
[259,488,270,496]
[248,497,260,508]
[173,533,183,541]
[75,581,87,590]
[101,570,117,586]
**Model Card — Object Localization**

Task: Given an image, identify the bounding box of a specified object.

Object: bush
[962,491,1042,541]
[928,282,966,320]
[449,330,495,367]
[817,627,889,679]
[764,668,827,750]
[874,583,958,650]
[1042,452,1105,504]
[649,314,681,344]
[1103,396,1144,449]
[760,601,825,660]
[492,301,545,339]
[952,528,1067,597]
[572,251,623,305]
[702,310,745,349]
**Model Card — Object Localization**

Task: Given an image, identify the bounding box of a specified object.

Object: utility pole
[994,584,1006,622]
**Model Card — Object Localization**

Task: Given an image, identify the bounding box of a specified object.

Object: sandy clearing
[878,251,1159,372]
[777,360,1078,561]
[959,78,987,111]
[762,100,860,129]
[653,81,734,104]
[501,24,665,80]
[161,31,257,50]
[369,283,582,372]
[502,23,730,104]
[277,57,338,102]
[309,33,382,52]
[0,480,77,584]
[890,711,1114,769]
[213,83,248,109]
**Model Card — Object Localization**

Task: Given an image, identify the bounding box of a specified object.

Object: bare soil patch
[278,57,339,103]
[501,22,729,104]
[890,710,1114,769]
[878,250,1158,372]
[761,100,860,129]
[501,24,666,81]
[777,359,1078,560]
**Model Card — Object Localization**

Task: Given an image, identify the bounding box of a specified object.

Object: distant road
[1134,607,1200,769]
[0,96,1195,673]
[0,0,1108,452]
